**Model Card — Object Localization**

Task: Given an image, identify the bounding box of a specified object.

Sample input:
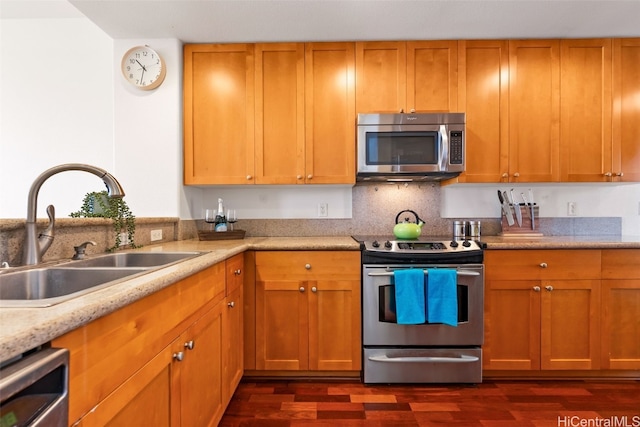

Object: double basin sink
[0,252,205,308]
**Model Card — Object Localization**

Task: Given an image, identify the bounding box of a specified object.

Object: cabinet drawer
[602,249,640,279]
[255,251,360,281]
[226,253,244,295]
[485,249,601,280]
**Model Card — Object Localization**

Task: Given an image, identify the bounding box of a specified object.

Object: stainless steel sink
[0,251,207,307]
[63,251,203,268]
[0,267,148,308]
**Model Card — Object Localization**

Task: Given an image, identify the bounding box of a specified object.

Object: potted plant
[70,190,139,251]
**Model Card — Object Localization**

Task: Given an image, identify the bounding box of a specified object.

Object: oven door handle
[368,355,479,363]
[367,270,480,277]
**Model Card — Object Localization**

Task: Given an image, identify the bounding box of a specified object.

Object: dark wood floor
[219,379,640,427]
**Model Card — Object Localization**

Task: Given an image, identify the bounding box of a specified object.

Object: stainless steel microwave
[356,112,465,182]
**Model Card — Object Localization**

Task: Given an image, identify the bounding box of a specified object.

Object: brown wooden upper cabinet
[255,42,356,184]
[184,44,255,185]
[560,39,613,182]
[612,38,640,182]
[456,40,510,183]
[458,40,561,183]
[185,43,355,185]
[507,40,561,183]
[355,41,458,114]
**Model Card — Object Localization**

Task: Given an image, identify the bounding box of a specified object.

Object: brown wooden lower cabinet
[484,248,640,376]
[484,250,602,372]
[601,249,640,369]
[53,255,244,427]
[252,251,361,374]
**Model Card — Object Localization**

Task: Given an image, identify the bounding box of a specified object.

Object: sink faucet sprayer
[23,163,125,265]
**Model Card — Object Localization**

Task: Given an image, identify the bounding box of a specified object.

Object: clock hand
[135,59,148,72]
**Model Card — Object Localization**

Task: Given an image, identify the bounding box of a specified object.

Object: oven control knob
[384,240,392,249]
[462,240,471,247]
[450,241,458,248]
[372,240,380,248]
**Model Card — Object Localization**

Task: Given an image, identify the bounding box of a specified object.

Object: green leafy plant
[70,190,139,252]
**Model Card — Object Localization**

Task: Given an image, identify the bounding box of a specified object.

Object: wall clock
[121,45,166,90]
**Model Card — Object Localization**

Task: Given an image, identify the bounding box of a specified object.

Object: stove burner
[396,242,447,250]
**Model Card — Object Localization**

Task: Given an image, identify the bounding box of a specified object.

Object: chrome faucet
[23,163,125,265]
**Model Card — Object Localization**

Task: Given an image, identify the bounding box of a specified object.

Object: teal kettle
[393,210,425,240]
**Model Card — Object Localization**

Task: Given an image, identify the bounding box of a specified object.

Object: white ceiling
[2,0,640,43]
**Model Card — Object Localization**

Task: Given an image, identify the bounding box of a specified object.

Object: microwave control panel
[449,131,464,164]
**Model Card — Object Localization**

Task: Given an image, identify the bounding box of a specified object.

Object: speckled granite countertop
[0,236,359,362]
[481,235,640,249]
[1,235,639,362]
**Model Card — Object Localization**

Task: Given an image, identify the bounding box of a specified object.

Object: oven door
[362,264,484,347]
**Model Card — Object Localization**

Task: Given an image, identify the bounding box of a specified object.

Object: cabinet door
[255,279,309,370]
[612,38,640,182]
[355,41,406,113]
[184,44,255,184]
[77,345,178,427]
[540,280,601,370]
[407,41,458,112]
[560,39,613,182]
[601,250,640,369]
[484,279,541,370]
[508,40,560,182]
[305,42,356,184]
[457,40,509,183]
[254,43,305,184]
[177,302,224,427]
[223,285,244,404]
[309,278,361,371]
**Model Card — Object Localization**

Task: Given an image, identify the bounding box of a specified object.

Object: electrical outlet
[151,229,163,241]
[118,232,130,246]
[567,202,577,216]
[318,202,328,217]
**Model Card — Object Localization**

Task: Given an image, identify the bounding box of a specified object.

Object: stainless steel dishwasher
[0,347,69,427]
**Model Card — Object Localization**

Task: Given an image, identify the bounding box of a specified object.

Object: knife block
[500,205,542,236]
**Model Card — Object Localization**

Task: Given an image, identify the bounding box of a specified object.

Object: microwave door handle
[368,355,480,363]
[367,270,480,277]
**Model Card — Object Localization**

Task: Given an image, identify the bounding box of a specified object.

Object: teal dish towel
[426,269,458,327]
[393,269,426,324]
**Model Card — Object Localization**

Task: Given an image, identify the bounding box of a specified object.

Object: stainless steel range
[358,237,484,384]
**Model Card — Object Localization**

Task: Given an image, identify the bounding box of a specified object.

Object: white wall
[1,13,639,235]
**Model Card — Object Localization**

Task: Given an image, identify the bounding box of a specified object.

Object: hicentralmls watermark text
[558,416,640,427]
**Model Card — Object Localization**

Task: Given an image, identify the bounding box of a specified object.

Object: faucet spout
[23,163,126,265]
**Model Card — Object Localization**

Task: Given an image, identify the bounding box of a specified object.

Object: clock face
[121,46,166,90]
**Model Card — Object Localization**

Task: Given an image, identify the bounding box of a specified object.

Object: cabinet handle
[533,286,541,292]
[305,263,311,270]
[501,173,508,179]
[604,172,612,177]
[307,174,313,180]
[234,269,242,275]
[539,262,548,268]
[545,285,554,292]
[297,175,303,180]
[410,109,416,113]
[228,301,235,308]
[616,172,624,177]
[173,351,184,361]
[246,175,253,180]
[299,286,305,292]
[311,286,317,293]
[184,340,194,350]
[513,172,520,178]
